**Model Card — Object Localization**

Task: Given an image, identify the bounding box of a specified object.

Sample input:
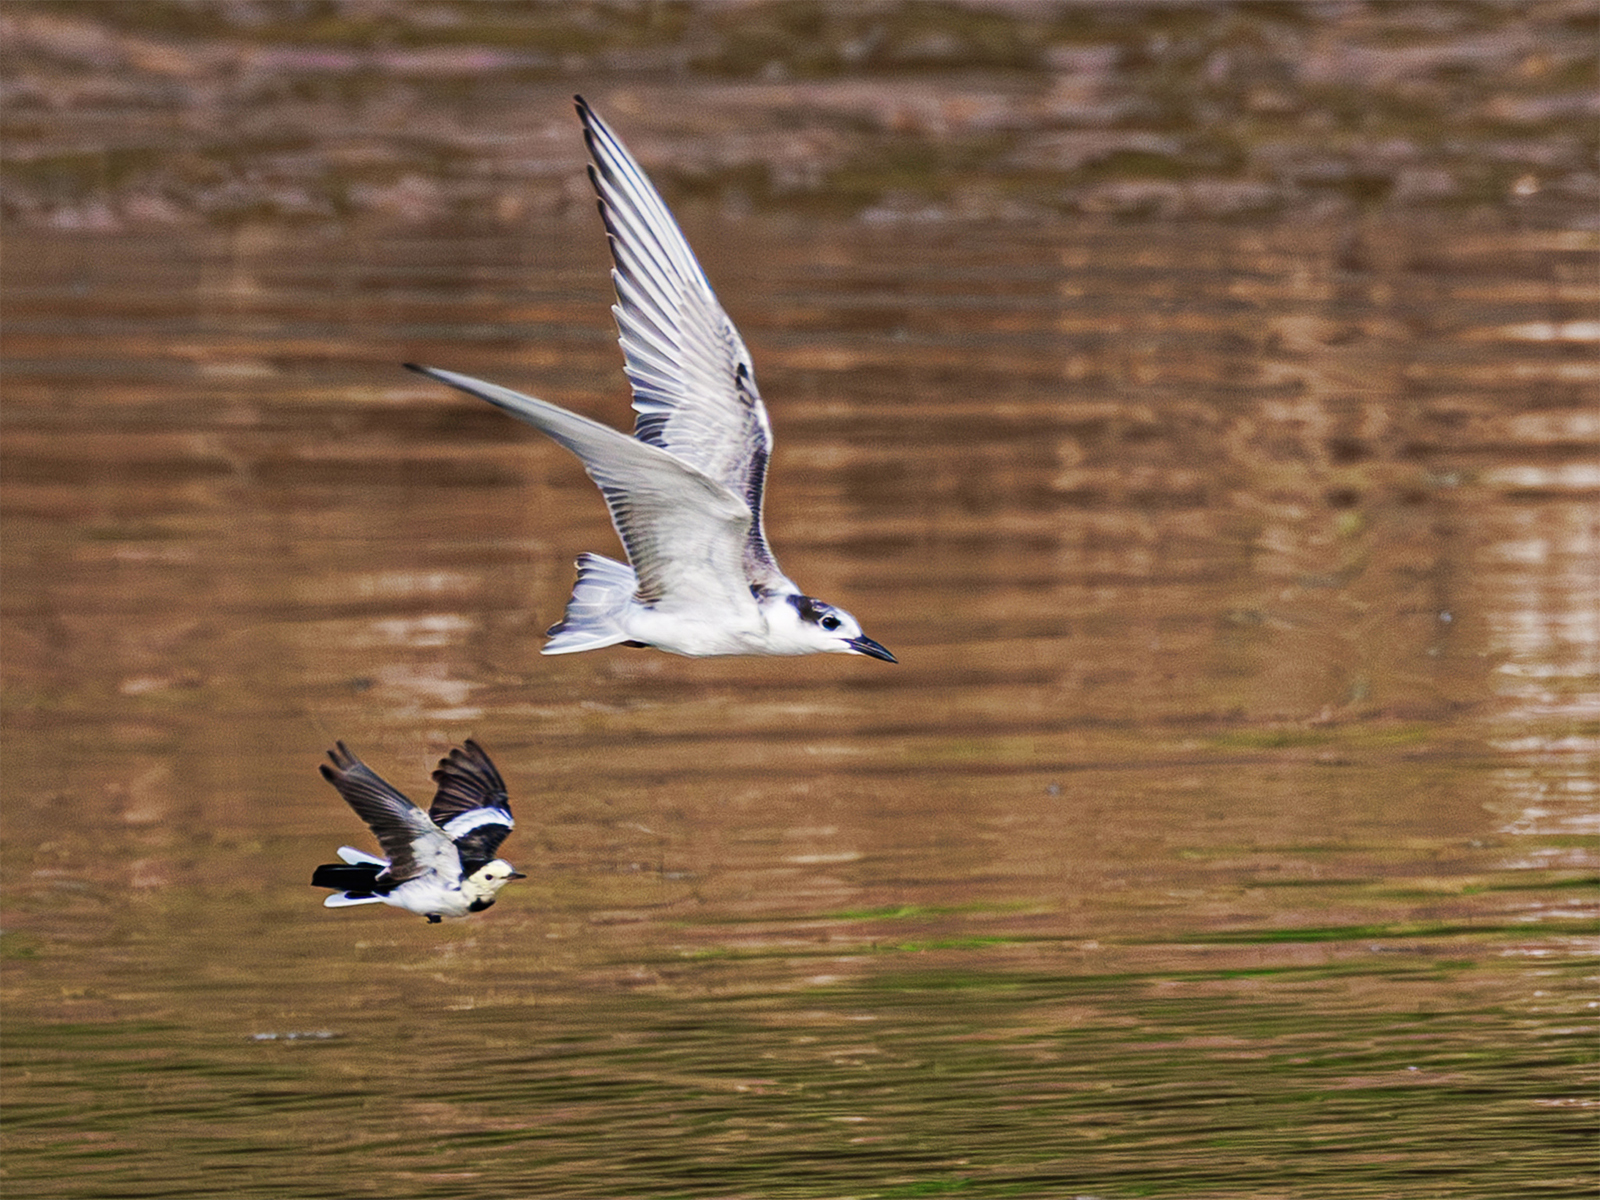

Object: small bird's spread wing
[320,743,460,885]
[429,739,514,874]
[576,96,787,592]
[404,364,762,618]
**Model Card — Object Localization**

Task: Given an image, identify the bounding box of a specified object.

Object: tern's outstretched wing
[319,743,459,885]
[429,740,514,874]
[576,96,787,592]
[404,364,762,619]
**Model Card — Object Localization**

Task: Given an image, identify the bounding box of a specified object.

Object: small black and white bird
[405,96,894,663]
[311,740,524,923]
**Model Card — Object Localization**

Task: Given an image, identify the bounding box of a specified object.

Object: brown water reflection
[4,10,1599,1195]
[6,205,1594,1198]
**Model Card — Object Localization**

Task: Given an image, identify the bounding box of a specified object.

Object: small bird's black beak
[847,635,897,663]
[509,872,528,880]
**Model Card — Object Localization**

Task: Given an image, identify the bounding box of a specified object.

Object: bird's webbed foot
[426,914,442,924]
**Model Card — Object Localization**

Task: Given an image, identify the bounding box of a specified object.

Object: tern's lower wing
[407,365,762,615]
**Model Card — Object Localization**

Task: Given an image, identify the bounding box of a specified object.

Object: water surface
[3,6,1598,1198]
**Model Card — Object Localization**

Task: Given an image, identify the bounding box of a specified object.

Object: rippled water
[6,205,1595,1199]
[4,7,1598,1198]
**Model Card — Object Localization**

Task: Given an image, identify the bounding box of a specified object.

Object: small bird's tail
[543,553,638,654]
[311,861,383,892]
[313,857,388,909]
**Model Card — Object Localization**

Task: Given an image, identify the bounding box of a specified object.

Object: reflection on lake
[3,6,1597,1198]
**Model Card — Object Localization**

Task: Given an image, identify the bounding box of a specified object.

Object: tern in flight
[406,96,894,663]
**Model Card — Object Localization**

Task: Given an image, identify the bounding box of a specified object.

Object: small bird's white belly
[385,879,475,919]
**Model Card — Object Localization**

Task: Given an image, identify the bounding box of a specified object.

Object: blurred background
[3,3,1596,1197]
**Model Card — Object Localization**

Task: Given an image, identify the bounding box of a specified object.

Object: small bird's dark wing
[320,742,460,885]
[429,739,509,822]
[429,740,515,874]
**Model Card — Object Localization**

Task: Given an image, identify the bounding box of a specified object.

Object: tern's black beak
[847,635,897,663]
[508,872,528,880]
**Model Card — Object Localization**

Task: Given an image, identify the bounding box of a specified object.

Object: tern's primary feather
[577,96,783,590]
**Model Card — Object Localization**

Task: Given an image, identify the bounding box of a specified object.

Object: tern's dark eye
[820,615,841,631]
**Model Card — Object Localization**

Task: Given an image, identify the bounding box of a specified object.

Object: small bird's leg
[426,914,442,924]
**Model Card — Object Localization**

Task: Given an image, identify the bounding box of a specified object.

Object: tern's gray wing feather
[405,365,763,617]
[576,96,786,591]
[429,740,514,873]
[320,743,460,885]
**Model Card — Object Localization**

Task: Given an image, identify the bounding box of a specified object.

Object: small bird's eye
[821,615,841,631]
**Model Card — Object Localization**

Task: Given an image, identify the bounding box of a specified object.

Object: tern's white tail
[544,553,637,654]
